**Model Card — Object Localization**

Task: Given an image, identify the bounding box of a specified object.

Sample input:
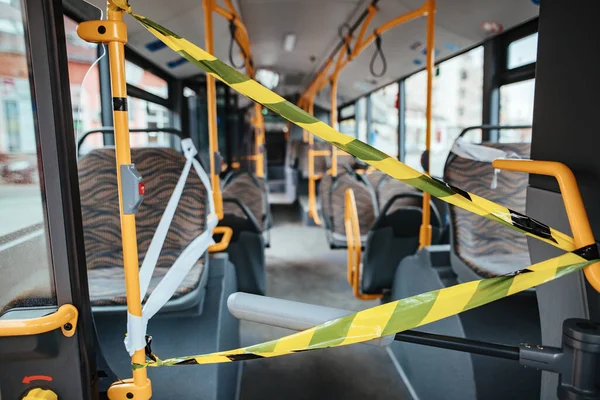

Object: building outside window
[368,83,399,157]
[404,46,483,176]
[0,0,55,314]
[499,79,535,142]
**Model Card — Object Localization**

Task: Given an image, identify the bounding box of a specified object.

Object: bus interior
[1,0,600,399]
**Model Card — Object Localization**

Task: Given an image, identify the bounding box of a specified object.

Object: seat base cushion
[88,261,205,307]
[462,252,531,278]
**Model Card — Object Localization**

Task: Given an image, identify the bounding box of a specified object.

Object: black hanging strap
[229,18,246,69]
[370,34,387,78]
[338,23,353,56]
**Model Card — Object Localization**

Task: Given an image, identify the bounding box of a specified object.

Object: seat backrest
[364,170,387,196]
[222,171,268,231]
[376,175,421,214]
[297,140,330,178]
[78,148,208,270]
[444,142,531,278]
[318,171,377,237]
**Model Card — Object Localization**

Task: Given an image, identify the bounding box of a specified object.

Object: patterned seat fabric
[297,140,330,178]
[377,176,421,214]
[222,172,268,231]
[365,170,387,195]
[318,171,377,237]
[444,142,531,277]
[78,148,208,306]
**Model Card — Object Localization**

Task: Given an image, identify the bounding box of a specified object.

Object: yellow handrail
[211,0,265,177]
[78,3,152,398]
[306,98,323,225]
[493,159,600,292]
[419,0,436,248]
[344,189,383,300]
[209,226,234,253]
[0,305,78,338]
[203,0,224,219]
[299,0,437,248]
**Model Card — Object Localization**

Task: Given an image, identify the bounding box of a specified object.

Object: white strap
[125,138,218,355]
[450,139,511,162]
[138,160,192,296]
[124,313,147,356]
[141,215,217,320]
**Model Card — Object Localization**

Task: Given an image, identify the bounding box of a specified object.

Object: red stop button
[138,182,146,195]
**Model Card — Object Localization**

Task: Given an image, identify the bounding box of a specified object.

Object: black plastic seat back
[361,190,442,295]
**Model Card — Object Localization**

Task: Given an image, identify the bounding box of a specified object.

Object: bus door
[0,0,96,398]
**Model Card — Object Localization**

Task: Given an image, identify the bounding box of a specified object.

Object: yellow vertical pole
[330,76,339,177]
[419,0,435,249]
[203,0,224,219]
[78,3,152,398]
[307,98,323,225]
[254,102,265,177]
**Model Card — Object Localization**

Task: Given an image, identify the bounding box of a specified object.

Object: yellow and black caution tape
[137,252,595,368]
[103,0,599,369]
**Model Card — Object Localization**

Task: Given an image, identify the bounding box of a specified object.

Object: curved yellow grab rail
[0,304,78,338]
[299,0,437,246]
[345,189,383,300]
[305,98,324,226]
[209,226,234,253]
[493,159,600,292]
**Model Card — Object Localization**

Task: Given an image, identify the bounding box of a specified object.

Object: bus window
[369,83,399,157]
[356,97,367,143]
[0,0,55,314]
[125,59,168,98]
[339,104,356,137]
[507,33,538,69]
[499,79,535,142]
[405,46,483,176]
[64,15,102,149]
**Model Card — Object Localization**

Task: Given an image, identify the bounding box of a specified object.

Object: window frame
[496,19,538,86]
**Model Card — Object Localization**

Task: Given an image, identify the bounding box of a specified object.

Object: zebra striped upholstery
[377,176,421,214]
[297,140,330,178]
[78,148,208,306]
[444,142,531,278]
[318,171,377,240]
[365,170,387,196]
[222,172,268,231]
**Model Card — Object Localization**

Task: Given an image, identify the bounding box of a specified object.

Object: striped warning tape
[111,2,575,252]
[104,1,599,369]
[135,252,595,368]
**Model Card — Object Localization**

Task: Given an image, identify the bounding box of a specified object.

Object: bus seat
[385,141,540,400]
[376,175,421,212]
[297,140,329,179]
[361,191,442,295]
[364,170,387,196]
[78,147,210,311]
[444,142,532,282]
[222,171,270,231]
[318,169,378,248]
[221,170,267,295]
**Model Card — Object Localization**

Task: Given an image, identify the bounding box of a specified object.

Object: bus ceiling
[80,0,539,107]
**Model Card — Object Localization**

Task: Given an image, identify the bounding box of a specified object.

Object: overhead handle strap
[125,139,218,355]
[338,23,353,56]
[228,18,246,69]
[370,34,387,78]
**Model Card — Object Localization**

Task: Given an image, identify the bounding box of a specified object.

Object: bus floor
[239,204,406,400]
